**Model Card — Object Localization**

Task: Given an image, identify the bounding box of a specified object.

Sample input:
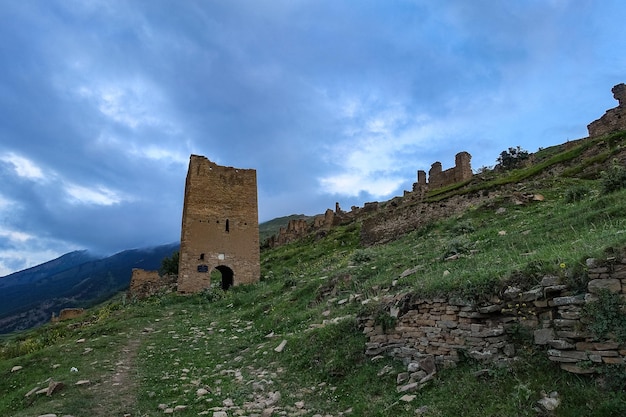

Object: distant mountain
[0,242,179,334]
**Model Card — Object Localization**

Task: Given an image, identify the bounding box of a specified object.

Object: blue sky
[1,0,625,275]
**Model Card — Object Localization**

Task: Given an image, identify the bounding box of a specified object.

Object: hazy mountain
[0,242,179,334]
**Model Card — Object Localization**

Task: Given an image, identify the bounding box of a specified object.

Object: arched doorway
[211,265,234,290]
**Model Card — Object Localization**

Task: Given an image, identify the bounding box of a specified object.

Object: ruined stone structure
[588,83,626,137]
[266,151,473,249]
[128,268,177,299]
[51,308,85,323]
[413,151,473,193]
[360,254,626,375]
[178,155,260,293]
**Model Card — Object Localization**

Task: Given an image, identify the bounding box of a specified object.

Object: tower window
[225,219,230,233]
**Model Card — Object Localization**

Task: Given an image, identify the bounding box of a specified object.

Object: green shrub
[351,248,374,264]
[443,236,473,258]
[600,160,626,194]
[496,146,530,170]
[565,185,590,202]
[160,250,179,275]
[582,289,626,342]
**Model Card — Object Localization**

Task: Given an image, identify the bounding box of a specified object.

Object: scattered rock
[399,394,416,402]
[274,340,287,353]
[10,365,23,372]
[537,391,560,412]
[46,380,65,396]
[213,412,228,417]
[197,388,209,396]
[75,380,90,386]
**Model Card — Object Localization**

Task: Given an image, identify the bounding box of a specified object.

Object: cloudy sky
[1,0,625,275]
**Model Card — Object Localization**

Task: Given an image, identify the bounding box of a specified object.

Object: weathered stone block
[534,328,556,345]
[549,296,586,306]
[588,278,621,294]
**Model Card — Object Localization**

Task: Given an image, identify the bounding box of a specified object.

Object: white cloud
[64,183,124,206]
[75,80,167,130]
[0,152,45,180]
[319,173,404,198]
[0,227,33,243]
[318,98,451,198]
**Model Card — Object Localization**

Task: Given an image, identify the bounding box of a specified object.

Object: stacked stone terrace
[360,254,626,374]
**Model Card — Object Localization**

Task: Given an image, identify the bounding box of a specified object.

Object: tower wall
[178,155,260,293]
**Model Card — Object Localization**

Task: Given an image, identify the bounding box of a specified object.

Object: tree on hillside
[496,146,530,170]
[160,251,179,275]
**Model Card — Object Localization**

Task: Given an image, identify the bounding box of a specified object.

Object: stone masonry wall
[360,255,626,375]
[178,155,260,293]
[427,152,473,190]
[128,268,177,300]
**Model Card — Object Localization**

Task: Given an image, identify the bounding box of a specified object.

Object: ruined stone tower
[178,155,260,293]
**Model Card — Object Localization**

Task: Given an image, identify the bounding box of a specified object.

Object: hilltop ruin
[177,155,260,293]
[588,83,626,137]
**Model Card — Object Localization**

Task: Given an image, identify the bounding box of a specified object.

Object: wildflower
[559,262,566,269]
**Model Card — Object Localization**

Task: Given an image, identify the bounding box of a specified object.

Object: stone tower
[178,155,260,293]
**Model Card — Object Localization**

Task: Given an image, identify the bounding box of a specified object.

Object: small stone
[10,365,23,372]
[75,380,90,386]
[158,404,168,410]
[399,394,416,402]
[76,338,86,343]
[197,388,209,396]
[164,408,174,414]
[223,398,234,407]
[47,380,65,396]
[295,401,305,409]
[37,414,57,417]
[213,412,228,417]
[498,230,506,236]
[537,391,560,411]
[274,340,287,353]
[174,405,187,411]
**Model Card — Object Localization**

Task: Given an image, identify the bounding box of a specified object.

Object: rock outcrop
[588,83,626,137]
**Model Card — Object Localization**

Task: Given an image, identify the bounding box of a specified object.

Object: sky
[1,0,625,276]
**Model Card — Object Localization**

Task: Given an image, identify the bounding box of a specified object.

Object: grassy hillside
[1,135,626,416]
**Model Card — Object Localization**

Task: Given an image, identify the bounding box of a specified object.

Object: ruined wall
[360,255,626,375]
[178,155,260,293]
[128,268,177,299]
[427,152,473,189]
[51,308,85,323]
[588,83,626,137]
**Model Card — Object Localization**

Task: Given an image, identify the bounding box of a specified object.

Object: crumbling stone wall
[360,254,626,375]
[178,155,260,293]
[51,308,85,323]
[426,152,473,189]
[588,83,626,137]
[128,268,177,299]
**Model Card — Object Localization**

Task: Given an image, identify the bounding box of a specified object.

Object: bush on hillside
[496,146,530,170]
[160,251,179,275]
[600,160,626,194]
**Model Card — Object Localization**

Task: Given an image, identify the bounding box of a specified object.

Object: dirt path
[88,333,144,416]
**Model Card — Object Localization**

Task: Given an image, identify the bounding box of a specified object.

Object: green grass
[2,136,626,416]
